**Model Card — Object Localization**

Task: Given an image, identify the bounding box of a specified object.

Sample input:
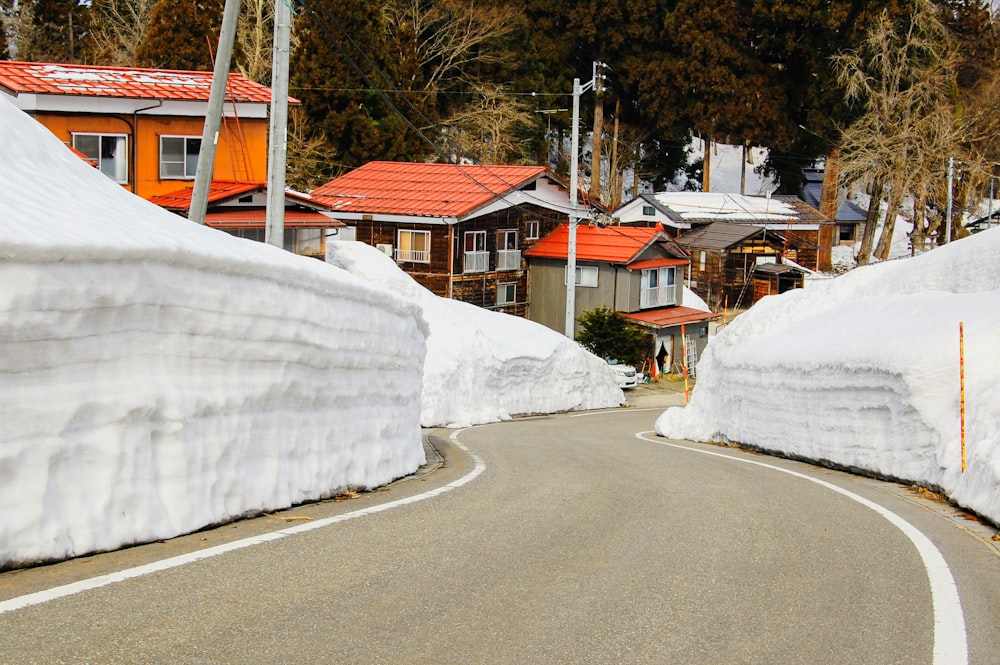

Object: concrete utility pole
[565,62,604,339]
[945,156,954,244]
[190,0,242,225]
[265,0,292,248]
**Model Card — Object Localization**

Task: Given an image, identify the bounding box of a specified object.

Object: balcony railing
[497,249,521,271]
[397,248,430,263]
[640,285,676,309]
[464,250,488,273]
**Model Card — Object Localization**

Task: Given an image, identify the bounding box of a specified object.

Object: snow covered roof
[640,192,829,226]
[149,181,335,214]
[524,223,688,265]
[310,161,560,219]
[0,61,287,104]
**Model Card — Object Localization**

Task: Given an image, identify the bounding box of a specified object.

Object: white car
[606,359,638,389]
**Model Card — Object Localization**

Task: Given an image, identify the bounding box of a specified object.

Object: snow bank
[326,241,625,427]
[657,228,1000,524]
[0,95,427,568]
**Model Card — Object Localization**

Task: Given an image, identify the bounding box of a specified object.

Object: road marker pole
[960,322,966,473]
[681,322,690,404]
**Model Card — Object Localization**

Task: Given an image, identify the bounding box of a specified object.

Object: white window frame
[159,135,202,179]
[497,229,520,271]
[640,266,677,308]
[72,132,128,183]
[397,229,431,263]
[464,230,487,273]
[642,205,655,216]
[526,219,540,240]
[497,282,516,306]
[564,264,598,288]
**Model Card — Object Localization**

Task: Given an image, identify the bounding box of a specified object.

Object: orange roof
[625,307,719,329]
[0,61,292,104]
[310,161,550,218]
[149,181,265,209]
[525,224,677,264]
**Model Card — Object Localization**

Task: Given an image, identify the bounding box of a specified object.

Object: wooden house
[800,168,867,246]
[149,181,343,260]
[0,61,290,199]
[614,191,835,272]
[311,161,581,317]
[524,224,718,378]
[678,221,801,310]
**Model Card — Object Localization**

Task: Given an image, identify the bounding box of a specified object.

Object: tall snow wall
[0,95,428,568]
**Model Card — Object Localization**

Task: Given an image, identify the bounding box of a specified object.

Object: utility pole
[190,0,242,225]
[265,0,292,248]
[565,62,604,339]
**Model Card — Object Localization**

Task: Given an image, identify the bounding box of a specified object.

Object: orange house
[0,61,292,199]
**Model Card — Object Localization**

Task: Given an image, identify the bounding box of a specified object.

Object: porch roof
[624,306,719,329]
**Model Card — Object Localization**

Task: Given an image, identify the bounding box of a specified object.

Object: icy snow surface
[325,241,624,428]
[0,95,428,567]
[656,229,1000,525]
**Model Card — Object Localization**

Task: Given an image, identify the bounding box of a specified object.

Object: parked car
[606,359,638,389]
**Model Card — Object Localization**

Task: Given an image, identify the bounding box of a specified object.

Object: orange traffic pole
[960,322,966,473]
[681,323,690,404]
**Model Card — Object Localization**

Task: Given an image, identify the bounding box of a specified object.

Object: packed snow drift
[656,228,1000,525]
[0,95,429,568]
[326,241,625,428]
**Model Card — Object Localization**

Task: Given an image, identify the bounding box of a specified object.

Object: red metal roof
[524,224,673,264]
[627,257,689,271]
[625,307,719,329]
[148,181,264,209]
[310,161,550,218]
[0,61,291,104]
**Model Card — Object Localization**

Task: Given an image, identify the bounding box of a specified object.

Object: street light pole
[565,63,603,339]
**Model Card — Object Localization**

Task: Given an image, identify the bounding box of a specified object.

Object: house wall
[26,111,269,199]
[354,204,563,317]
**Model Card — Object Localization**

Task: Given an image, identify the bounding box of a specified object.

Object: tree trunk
[820,147,842,221]
[702,137,711,192]
[608,99,621,209]
[589,92,604,204]
[874,186,902,260]
[857,179,884,265]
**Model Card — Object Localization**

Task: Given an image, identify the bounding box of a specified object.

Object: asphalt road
[1,397,999,664]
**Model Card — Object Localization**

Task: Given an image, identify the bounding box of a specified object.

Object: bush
[575,307,650,367]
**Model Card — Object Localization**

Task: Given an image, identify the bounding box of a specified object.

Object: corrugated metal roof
[310,161,550,218]
[0,61,288,104]
[205,209,342,228]
[148,181,263,209]
[525,224,670,264]
[678,222,765,250]
[624,306,719,329]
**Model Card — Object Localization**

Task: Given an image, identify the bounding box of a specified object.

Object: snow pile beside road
[656,228,1000,525]
[0,95,427,568]
[326,241,625,427]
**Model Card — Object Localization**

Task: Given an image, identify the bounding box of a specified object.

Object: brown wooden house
[311,162,580,317]
[614,192,835,273]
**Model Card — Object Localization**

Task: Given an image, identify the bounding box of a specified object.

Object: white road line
[636,431,969,665]
[0,431,486,616]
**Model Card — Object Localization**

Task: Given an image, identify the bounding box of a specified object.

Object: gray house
[525,223,718,378]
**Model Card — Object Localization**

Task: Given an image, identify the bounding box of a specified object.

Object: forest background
[3,0,1000,262]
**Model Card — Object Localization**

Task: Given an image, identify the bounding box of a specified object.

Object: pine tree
[13,0,91,63]
[135,0,225,71]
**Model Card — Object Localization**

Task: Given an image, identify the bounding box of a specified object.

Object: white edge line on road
[0,430,486,616]
[635,431,969,665]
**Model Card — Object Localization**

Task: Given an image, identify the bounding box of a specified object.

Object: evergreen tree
[135,0,225,71]
[14,0,91,63]
[575,307,649,367]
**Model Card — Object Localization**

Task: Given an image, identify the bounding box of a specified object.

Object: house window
[640,266,677,308]
[72,133,128,183]
[284,228,324,256]
[464,230,487,273]
[160,135,202,179]
[398,229,430,262]
[526,220,540,240]
[839,223,856,243]
[642,205,655,216]
[699,250,706,271]
[497,229,520,270]
[497,282,516,306]
[565,265,598,287]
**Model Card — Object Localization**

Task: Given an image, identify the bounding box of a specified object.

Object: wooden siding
[354,204,563,317]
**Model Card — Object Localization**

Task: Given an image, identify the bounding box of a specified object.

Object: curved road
[1,406,999,664]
